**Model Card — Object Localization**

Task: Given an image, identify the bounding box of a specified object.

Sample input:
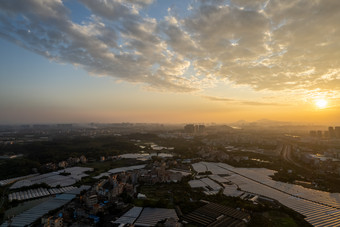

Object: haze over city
[1,0,340,125]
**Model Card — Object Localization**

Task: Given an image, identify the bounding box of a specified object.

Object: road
[280,143,308,170]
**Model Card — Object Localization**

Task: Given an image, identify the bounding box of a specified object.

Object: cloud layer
[202,95,288,106]
[1,0,340,92]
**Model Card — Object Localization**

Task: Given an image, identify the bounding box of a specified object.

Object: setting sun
[315,99,327,109]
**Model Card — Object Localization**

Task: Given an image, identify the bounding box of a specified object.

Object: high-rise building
[329,127,336,138]
[184,124,205,133]
[310,131,316,137]
[194,125,199,133]
[317,130,322,137]
[335,126,340,138]
[324,131,329,138]
[184,124,195,133]
[198,125,205,133]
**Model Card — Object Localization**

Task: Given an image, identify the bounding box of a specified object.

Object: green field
[249,210,307,227]
[264,211,299,227]
[82,158,147,177]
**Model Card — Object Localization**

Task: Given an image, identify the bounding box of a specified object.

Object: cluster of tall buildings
[310,126,340,138]
[328,126,340,138]
[184,124,205,133]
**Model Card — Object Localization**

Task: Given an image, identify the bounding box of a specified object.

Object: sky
[0,0,340,124]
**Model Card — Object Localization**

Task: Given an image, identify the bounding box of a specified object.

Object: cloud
[78,0,137,21]
[202,95,288,106]
[1,0,340,93]
[0,0,199,92]
[202,96,234,102]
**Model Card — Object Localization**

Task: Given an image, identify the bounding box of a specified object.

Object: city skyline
[1,0,340,124]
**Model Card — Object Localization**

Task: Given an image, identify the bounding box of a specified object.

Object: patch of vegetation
[0,136,140,165]
[198,171,212,175]
[0,158,40,180]
[10,183,51,193]
[249,210,311,227]
[82,159,146,177]
[73,176,98,187]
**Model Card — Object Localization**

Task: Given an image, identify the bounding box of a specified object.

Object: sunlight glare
[315,99,327,109]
